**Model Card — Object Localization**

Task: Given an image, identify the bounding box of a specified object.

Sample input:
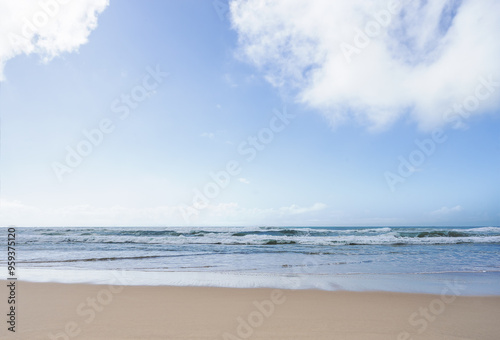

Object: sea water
[3,226,500,295]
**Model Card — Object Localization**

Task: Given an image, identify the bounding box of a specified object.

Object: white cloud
[223,73,238,87]
[279,202,327,215]
[0,198,185,227]
[238,177,250,184]
[0,0,109,80]
[201,132,215,139]
[2,199,476,227]
[431,205,463,216]
[0,198,330,227]
[194,202,328,225]
[0,199,329,227]
[230,0,500,131]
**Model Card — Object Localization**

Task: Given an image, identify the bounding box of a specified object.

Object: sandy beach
[2,280,499,340]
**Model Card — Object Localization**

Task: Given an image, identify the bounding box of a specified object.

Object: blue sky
[0,0,499,227]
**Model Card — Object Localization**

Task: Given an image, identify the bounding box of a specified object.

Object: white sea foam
[461,227,500,233]
[9,268,500,296]
[19,232,500,246]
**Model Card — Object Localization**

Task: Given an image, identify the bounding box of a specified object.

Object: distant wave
[17,226,500,246]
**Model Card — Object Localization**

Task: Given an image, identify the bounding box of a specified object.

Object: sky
[0,0,499,227]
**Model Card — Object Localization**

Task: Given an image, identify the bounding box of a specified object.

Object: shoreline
[10,267,500,296]
[2,280,500,339]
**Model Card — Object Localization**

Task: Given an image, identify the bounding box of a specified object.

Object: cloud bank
[0,199,327,227]
[0,0,109,80]
[230,0,500,131]
[431,205,463,216]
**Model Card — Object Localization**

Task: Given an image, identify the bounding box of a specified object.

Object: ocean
[4,226,500,295]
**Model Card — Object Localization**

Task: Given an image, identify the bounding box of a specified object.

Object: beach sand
[2,280,500,340]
